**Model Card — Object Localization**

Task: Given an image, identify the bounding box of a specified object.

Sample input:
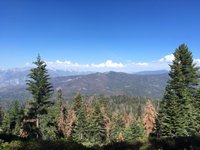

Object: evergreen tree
[70,93,84,140]
[110,112,125,142]
[157,44,200,137]
[39,106,59,140]
[72,104,87,144]
[56,89,64,109]
[72,93,83,115]
[2,101,23,135]
[36,89,65,140]
[87,102,106,145]
[136,102,142,120]
[124,121,145,143]
[25,55,53,138]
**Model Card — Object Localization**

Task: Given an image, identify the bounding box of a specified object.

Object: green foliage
[24,55,54,138]
[124,121,146,143]
[40,107,59,140]
[0,140,23,150]
[40,90,66,140]
[157,44,200,137]
[26,54,54,116]
[72,104,87,143]
[195,89,200,132]
[86,102,106,145]
[72,93,83,114]
[1,101,23,135]
[110,113,125,142]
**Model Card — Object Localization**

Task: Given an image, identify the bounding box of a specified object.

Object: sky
[1,0,200,72]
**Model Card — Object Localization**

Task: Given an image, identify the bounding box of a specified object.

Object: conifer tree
[87,102,106,145]
[66,93,84,140]
[157,44,200,137]
[65,108,76,138]
[142,100,157,135]
[101,105,112,142]
[2,101,23,135]
[39,89,65,140]
[72,104,87,143]
[72,93,83,115]
[25,55,53,138]
[39,107,59,140]
[123,120,145,143]
[55,89,66,137]
[110,112,125,142]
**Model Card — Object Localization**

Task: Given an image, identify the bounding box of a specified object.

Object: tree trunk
[36,114,39,128]
[36,114,40,139]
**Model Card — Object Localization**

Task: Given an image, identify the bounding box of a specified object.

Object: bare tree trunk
[36,114,39,128]
[36,114,40,139]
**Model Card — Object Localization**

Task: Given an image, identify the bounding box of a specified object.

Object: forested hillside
[0,71,168,104]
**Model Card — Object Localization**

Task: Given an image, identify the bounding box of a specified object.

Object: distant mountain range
[0,68,169,102]
[0,68,91,88]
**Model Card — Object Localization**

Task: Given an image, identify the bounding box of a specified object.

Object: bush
[0,140,23,150]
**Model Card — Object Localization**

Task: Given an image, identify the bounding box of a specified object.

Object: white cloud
[135,62,149,66]
[91,60,124,68]
[159,54,174,62]
[194,59,200,63]
[24,55,200,73]
[45,60,124,72]
[46,60,89,71]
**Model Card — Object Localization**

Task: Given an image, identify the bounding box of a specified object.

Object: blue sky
[1,0,200,72]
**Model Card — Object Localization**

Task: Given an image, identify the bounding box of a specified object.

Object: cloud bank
[25,54,200,73]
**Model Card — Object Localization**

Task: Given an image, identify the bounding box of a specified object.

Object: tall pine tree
[25,55,53,138]
[72,103,87,143]
[157,44,200,137]
[87,102,106,145]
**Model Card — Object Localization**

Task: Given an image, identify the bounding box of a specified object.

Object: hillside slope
[0,71,169,103]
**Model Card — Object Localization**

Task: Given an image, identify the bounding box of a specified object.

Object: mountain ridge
[0,71,169,103]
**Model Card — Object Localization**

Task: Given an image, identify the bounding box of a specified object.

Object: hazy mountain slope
[51,71,168,98]
[0,71,169,103]
[0,68,91,88]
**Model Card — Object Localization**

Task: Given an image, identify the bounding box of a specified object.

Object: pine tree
[72,104,87,143]
[124,120,145,143]
[39,106,59,140]
[142,100,157,135]
[87,102,106,145]
[157,44,200,137]
[25,54,53,138]
[65,93,84,140]
[72,93,83,115]
[136,102,142,120]
[55,89,66,137]
[2,101,23,135]
[110,112,125,142]
[101,105,112,142]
